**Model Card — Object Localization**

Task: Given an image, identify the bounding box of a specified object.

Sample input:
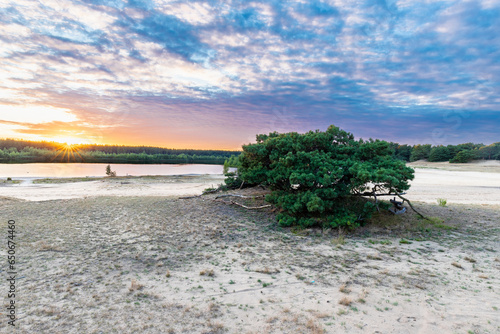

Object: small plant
[332,228,346,246]
[129,279,144,291]
[339,284,351,294]
[229,280,235,284]
[7,177,12,181]
[338,296,352,306]
[105,164,116,177]
[437,198,447,207]
[296,274,306,281]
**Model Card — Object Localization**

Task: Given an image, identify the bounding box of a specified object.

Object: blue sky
[0,0,499,149]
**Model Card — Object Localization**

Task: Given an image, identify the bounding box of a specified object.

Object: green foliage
[449,150,479,163]
[437,198,447,207]
[0,139,240,164]
[410,144,432,162]
[428,146,453,162]
[393,144,412,161]
[223,155,241,174]
[232,125,414,228]
[478,142,500,160]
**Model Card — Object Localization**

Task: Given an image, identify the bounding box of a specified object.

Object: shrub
[437,198,447,207]
[231,125,414,228]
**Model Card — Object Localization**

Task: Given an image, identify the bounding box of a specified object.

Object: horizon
[1,1,499,149]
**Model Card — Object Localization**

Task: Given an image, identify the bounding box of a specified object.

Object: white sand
[0,175,226,201]
[1,163,499,205]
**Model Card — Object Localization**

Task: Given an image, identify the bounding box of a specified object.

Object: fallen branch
[215,194,266,200]
[214,199,271,210]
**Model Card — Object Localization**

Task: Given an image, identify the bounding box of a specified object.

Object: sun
[49,137,88,162]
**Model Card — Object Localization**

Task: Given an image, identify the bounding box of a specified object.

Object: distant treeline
[1,138,499,164]
[0,139,240,164]
[391,142,500,163]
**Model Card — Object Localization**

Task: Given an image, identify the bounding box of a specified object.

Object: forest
[1,138,499,165]
[0,139,239,164]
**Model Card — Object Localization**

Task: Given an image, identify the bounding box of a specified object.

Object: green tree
[105,164,116,177]
[428,146,453,162]
[410,144,432,162]
[478,142,500,160]
[449,150,479,163]
[232,125,414,228]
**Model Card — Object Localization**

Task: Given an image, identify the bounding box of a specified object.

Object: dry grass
[255,267,280,274]
[129,279,144,292]
[451,262,464,269]
[464,256,477,263]
[200,268,215,277]
[339,296,352,306]
[339,283,351,294]
[305,318,324,334]
[36,240,61,251]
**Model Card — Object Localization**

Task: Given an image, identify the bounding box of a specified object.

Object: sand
[0,162,498,333]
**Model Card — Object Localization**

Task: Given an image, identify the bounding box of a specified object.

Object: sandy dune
[0,162,498,333]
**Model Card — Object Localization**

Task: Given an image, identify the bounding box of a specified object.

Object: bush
[231,125,414,228]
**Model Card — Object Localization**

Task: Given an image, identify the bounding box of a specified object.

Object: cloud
[0,0,498,148]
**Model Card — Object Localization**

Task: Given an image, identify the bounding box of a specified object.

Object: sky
[0,0,499,150]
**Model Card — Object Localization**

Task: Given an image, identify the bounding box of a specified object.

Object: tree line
[1,138,498,165]
[394,142,500,163]
[0,139,240,164]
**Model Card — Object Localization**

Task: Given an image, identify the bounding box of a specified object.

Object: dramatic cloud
[0,0,498,148]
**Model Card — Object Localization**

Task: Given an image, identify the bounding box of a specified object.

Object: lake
[0,163,223,178]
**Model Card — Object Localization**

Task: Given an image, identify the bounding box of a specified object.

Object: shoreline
[1,161,499,205]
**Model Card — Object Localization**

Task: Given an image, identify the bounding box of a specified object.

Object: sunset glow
[0,1,498,148]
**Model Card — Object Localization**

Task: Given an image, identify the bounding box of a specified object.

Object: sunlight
[51,138,86,163]
[56,137,87,145]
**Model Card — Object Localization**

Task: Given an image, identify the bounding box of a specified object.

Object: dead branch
[214,199,271,210]
[394,192,430,220]
[215,194,266,200]
[355,190,430,220]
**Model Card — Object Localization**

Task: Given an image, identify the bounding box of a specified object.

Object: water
[0,163,223,178]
